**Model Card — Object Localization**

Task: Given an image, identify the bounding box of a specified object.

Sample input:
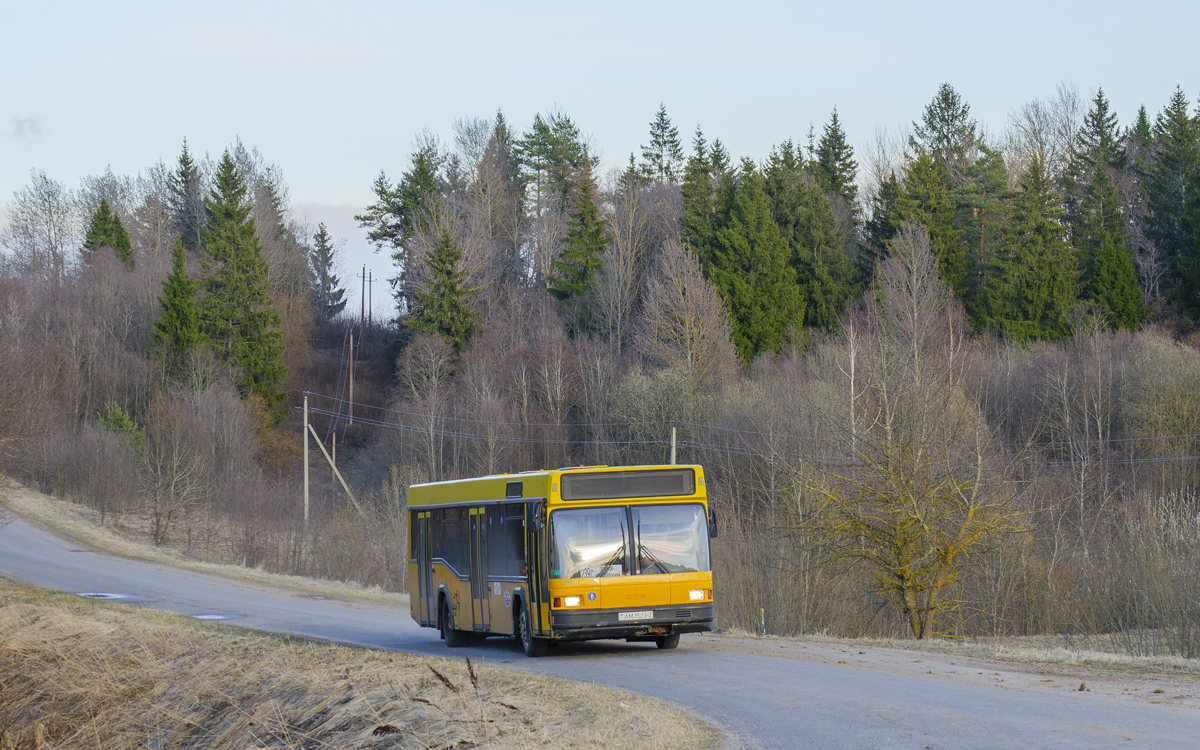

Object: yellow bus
[407,465,716,656]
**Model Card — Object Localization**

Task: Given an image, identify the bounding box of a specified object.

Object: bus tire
[655,633,680,650]
[442,600,468,648]
[517,606,547,657]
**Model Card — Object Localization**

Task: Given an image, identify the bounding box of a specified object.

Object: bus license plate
[618,611,652,621]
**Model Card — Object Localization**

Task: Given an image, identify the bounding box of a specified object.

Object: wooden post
[303,392,309,525]
[348,333,354,426]
[670,425,677,465]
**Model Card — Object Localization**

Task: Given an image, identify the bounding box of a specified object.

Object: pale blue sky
[4,0,1198,303]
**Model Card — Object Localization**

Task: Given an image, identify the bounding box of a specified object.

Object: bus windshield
[549,504,710,579]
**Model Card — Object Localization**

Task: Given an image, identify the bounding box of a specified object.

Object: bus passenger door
[469,508,490,629]
[416,511,434,626]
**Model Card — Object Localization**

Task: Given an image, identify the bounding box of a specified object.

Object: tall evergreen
[681,127,715,253]
[514,110,587,213]
[912,83,978,185]
[1085,233,1146,331]
[640,103,684,183]
[893,152,964,294]
[82,198,133,265]
[860,172,902,283]
[764,142,854,330]
[981,155,1078,342]
[707,162,804,363]
[199,151,287,411]
[952,144,1012,311]
[309,223,347,321]
[548,157,607,333]
[1063,88,1130,268]
[1147,89,1200,295]
[169,139,205,252]
[148,240,204,379]
[410,226,477,350]
[814,107,859,215]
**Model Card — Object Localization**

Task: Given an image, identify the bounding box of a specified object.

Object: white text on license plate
[618,610,653,621]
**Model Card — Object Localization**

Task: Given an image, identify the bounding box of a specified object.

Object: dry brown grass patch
[0,581,720,750]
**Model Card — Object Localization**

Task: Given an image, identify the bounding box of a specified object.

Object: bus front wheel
[655,633,680,650]
[441,600,467,648]
[518,606,547,657]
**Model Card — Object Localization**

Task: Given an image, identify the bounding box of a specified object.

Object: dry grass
[0,580,721,750]
[0,478,408,608]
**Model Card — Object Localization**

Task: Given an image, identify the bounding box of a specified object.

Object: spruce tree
[860,172,901,283]
[548,158,607,333]
[199,151,287,411]
[893,152,964,294]
[1063,88,1131,269]
[149,240,204,379]
[1086,233,1146,331]
[952,144,1012,313]
[169,139,205,252]
[982,155,1078,342]
[814,107,859,214]
[310,223,347,320]
[410,226,477,350]
[681,128,715,258]
[911,83,978,185]
[1148,89,1200,286]
[640,103,684,183]
[708,162,804,363]
[82,198,133,265]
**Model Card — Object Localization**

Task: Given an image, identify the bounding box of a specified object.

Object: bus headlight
[563,596,581,607]
[689,589,705,601]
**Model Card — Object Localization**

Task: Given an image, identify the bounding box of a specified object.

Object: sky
[4,0,1198,315]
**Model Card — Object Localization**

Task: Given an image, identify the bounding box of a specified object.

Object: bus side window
[430,507,444,563]
[410,509,419,559]
[506,503,526,576]
[442,507,466,574]
[487,505,507,577]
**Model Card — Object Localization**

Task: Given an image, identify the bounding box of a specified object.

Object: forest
[2,81,1200,653]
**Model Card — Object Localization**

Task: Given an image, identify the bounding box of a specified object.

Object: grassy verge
[0,579,721,750]
[0,478,408,607]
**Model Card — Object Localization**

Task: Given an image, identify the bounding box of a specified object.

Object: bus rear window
[560,469,695,501]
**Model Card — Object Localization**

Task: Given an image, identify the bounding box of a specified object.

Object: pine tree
[309,223,347,320]
[548,158,607,333]
[1086,233,1147,331]
[169,139,205,252]
[410,226,477,350]
[82,198,133,265]
[814,107,859,213]
[148,240,204,379]
[893,152,964,293]
[708,162,804,362]
[199,151,287,411]
[981,155,1078,342]
[640,103,684,183]
[911,83,978,185]
[1148,89,1200,284]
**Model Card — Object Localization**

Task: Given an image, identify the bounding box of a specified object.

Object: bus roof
[407,464,706,508]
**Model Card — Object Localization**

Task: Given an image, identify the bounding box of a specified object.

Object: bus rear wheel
[518,606,547,657]
[442,600,467,648]
[655,633,680,650]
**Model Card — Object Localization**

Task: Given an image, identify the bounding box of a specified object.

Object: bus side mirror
[708,509,719,539]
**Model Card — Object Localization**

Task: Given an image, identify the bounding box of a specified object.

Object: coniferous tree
[410,226,477,350]
[860,172,902,283]
[1063,88,1131,271]
[199,151,287,412]
[1147,89,1200,296]
[149,240,204,379]
[169,139,205,252]
[912,83,978,185]
[548,158,607,333]
[309,223,347,321]
[82,198,133,265]
[1086,233,1147,331]
[893,152,964,293]
[681,128,715,253]
[952,145,1012,311]
[814,107,859,214]
[640,104,684,183]
[707,162,804,362]
[982,155,1078,342]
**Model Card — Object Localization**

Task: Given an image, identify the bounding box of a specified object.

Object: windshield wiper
[637,521,669,574]
[598,521,627,577]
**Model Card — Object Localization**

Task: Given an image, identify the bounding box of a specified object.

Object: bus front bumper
[548,604,713,641]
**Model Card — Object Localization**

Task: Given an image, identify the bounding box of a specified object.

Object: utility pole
[303,392,309,525]
[348,333,355,425]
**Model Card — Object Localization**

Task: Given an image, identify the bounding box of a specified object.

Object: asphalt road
[1,513,1197,749]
